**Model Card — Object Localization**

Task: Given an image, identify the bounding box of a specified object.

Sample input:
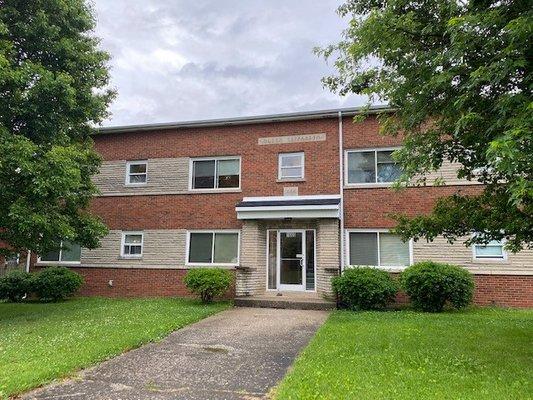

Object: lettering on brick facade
[258,133,326,145]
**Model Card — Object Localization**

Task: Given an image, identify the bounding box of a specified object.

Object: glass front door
[278,230,305,291]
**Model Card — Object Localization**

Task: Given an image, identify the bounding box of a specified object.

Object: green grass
[0,297,230,398]
[275,308,533,400]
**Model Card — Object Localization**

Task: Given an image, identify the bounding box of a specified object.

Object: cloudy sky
[92,0,368,127]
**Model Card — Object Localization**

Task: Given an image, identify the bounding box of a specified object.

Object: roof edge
[96,105,394,134]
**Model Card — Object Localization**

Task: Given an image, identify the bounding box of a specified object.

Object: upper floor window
[187,231,240,265]
[126,160,147,185]
[190,157,240,190]
[278,152,304,180]
[346,149,401,185]
[347,230,411,268]
[121,232,143,258]
[473,239,506,260]
[39,241,81,264]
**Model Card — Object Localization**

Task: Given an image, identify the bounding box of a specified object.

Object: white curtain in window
[379,233,410,266]
[214,233,239,263]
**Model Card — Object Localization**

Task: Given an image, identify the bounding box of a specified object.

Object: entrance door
[278,230,305,291]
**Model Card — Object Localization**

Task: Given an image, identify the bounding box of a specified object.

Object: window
[187,231,239,265]
[347,231,411,268]
[473,239,506,260]
[190,157,240,190]
[346,149,402,185]
[126,161,147,185]
[40,241,81,264]
[278,152,304,180]
[4,253,19,267]
[121,232,143,257]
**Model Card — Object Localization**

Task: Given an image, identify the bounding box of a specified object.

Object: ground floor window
[187,231,239,265]
[40,241,81,264]
[347,231,411,268]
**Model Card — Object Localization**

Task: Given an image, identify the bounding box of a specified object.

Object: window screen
[379,233,410,266]
[349,233,378,265]
[193,160,216,189]
[188,233,213,263]
[192,158,240,189]
[214,233,239,263]
[189,232,239,264]
[349,232,410,267]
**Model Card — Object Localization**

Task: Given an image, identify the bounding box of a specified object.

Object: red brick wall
[344,185,483,228]
[94,118,341,197]
[43,267,529,308]
[342,115,404,149]
[473,274,533,308]
[30,266,236,299]
[390,272,533,308]
[90,193,243,229]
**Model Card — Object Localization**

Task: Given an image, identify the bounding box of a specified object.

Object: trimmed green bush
[0,270,33,302]
[401,261,474,312]
[184,268,232,303]
[332,267,398,310]
[33,267,84,301]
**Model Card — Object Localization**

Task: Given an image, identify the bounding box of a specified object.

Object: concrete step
[234,295,336,311]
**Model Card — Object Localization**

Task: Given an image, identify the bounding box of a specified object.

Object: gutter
[96,105,393,134]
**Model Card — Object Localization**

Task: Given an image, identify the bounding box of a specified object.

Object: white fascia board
[235,204,339,212]
[236,208,340,220]
[241,194,340,202]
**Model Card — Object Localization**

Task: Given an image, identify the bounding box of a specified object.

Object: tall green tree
[319,0,532,251]
[0,0,114,256]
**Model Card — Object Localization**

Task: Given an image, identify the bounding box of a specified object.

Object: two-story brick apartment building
[32,106,533,307]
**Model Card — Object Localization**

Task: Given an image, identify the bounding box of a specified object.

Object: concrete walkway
[22,307,329,400]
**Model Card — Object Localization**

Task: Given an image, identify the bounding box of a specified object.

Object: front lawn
[0,297,229,398]
[275,308,533,399]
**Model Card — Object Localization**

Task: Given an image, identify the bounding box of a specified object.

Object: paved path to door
[23,307,329,400]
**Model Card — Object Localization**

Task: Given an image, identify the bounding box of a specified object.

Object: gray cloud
[92,0,367,126]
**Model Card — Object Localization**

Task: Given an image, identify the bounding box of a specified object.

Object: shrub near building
[401,261,474,312]
[332,267,398,310]
[33,267,84,302]
[184,268,232,303]
[0,270,33,302]
[0,267,83,302]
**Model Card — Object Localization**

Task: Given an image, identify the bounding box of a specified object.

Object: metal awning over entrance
[236,195,340,220]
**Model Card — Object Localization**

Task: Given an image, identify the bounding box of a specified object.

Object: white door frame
[277,229,306,291]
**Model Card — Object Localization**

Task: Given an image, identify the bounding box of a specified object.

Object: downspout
[25,250,31,273]
[22,250,31,300]
[338,111,344,274]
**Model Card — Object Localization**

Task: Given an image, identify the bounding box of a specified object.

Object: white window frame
[125,160,148,186]
[278,152,305,180]
[120,231,144,258]
[188,156,241,191]
[37,241,82,265]
[344,229,413,271]
[472,235,507,262]
[185,230,240,267]
[344,147,401,187]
